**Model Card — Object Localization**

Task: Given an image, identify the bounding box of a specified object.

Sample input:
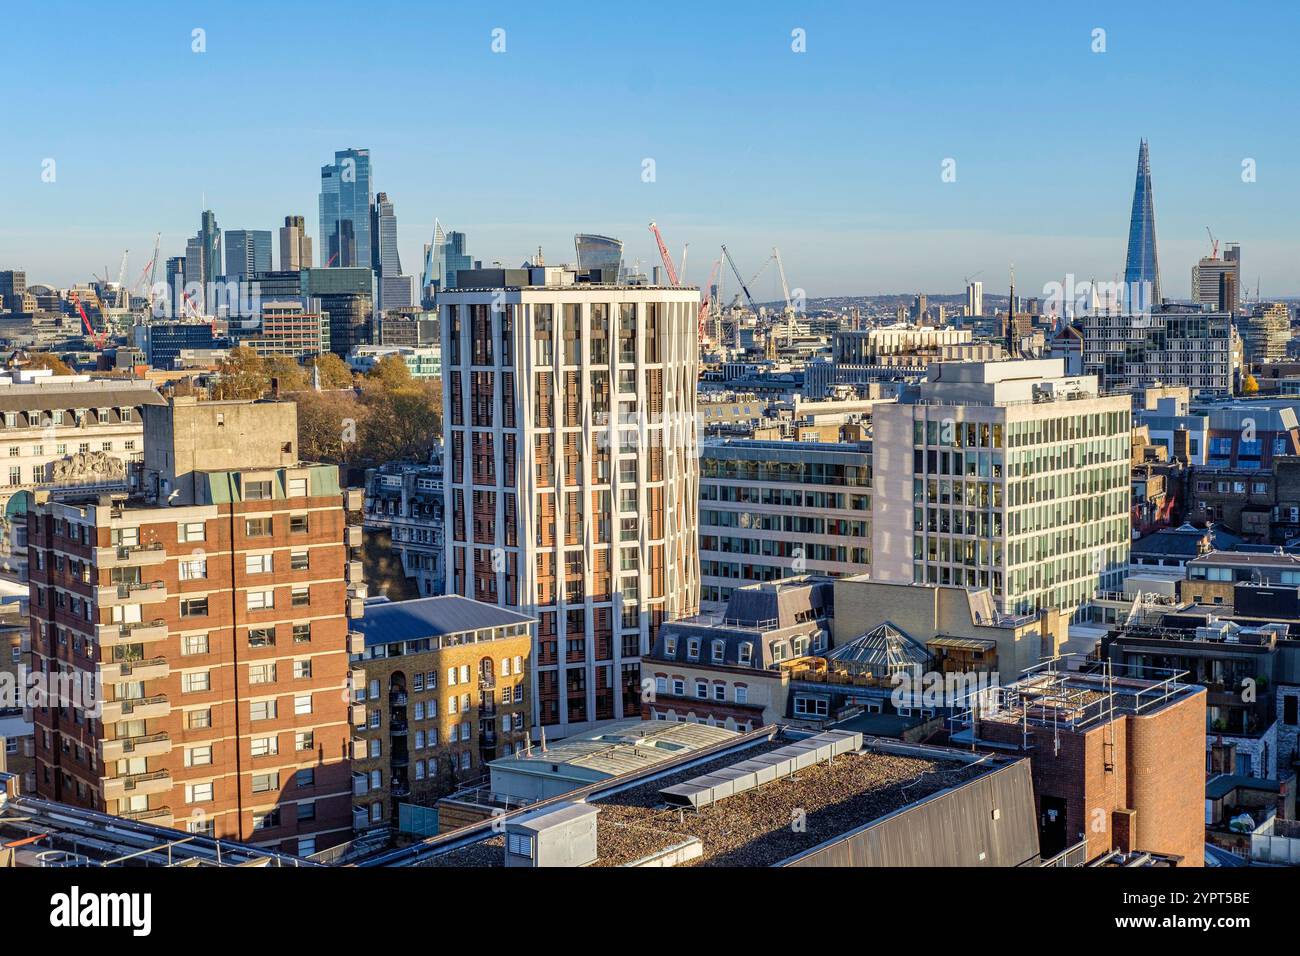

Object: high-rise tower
[319,148,373,269]
[1123,139,1160,310]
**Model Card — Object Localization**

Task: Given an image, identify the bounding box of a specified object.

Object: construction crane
[67,291,108,349]
[647,221,680,286]
[1206,226,1219,259]
[773,246,792,312]
[720,244,766,316]
[679,243,689,285]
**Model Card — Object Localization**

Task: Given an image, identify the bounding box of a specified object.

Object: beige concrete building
[872,359,1131,619]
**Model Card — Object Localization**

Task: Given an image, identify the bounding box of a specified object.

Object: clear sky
[2,0,1298,299]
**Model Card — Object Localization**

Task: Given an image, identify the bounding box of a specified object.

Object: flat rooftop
[422,732,995,868]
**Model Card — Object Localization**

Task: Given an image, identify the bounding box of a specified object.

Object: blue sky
[2,0,1298,298]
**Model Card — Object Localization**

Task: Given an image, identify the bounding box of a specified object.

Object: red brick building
[954,664,1207,865]
[28,397,363,856]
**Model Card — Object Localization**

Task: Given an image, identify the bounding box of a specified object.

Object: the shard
[1123,139,1160,310]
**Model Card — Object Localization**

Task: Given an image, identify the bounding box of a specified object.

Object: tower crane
[697,257,721,343]
[773,246,792,311]
[720,245,770,316]
[647,221,680,286]
[1205,226,1219,259]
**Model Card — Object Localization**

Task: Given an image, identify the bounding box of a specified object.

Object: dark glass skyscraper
[1123,139,1160,310]
[224,229,273,279]
[371,192,414,310]
[319,148,373,269]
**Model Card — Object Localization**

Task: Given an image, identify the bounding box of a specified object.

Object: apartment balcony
[99,656,170,683]
[347,582,369,601]
[100,694,169,723]
[348,632,365,655]
[389,720,408,736]
[102,769,172,802]
[119,807,174,827]
[100,732,171,762]
[92,542,167,568]
[345,525,363,548]
[97,619,168,647]
[95,580,168,607]
[344,488,364,512]
[351,737,369,761]
[347,598,365,620]
[345,559,364,583]
[351,704,367,727]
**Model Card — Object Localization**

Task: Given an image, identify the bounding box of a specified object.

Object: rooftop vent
[659,730,862,810]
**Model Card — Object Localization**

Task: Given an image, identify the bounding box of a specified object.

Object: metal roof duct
[659,731,863,809]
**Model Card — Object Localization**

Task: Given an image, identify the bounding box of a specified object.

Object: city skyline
[1,2,1299,298]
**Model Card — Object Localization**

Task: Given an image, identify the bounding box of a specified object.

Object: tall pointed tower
[1123,139,1160,310]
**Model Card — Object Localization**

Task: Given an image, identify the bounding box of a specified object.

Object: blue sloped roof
[353,595,533,648]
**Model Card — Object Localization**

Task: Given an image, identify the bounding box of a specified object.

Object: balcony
[351,737,369,761]
[344,488,365,512]
[101,732,170,762]
[93,542,167,568]
[345,559,364,583]
[348,582,369,601]
[347,598,365,620]
[345,525,363,548]
[95,580,168,607]
[389,720,408,736]
[100,694,169,723]
[99,656,170,683]
[348,632,365,655]
[97,619,168,647]
[350,704,367,727]
[120,807,174,827]
[103,770,172,802]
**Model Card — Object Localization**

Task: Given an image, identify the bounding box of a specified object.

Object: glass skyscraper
[224,229,273,279]
[574,233,623,281]
[1123,139,1160,310]
[420,219,474,303]
[319,148,373,269]
[371,192,414,310]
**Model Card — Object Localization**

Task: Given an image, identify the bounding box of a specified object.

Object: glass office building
[575,233,623,281]
[1123,139,1160,310]
[319,148,373,269]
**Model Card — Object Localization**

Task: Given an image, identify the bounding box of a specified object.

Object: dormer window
[665,636,678,656]
[771,641,789,662]
[711,640,725,663]
[686,638,700,661]
[738,643,753,666]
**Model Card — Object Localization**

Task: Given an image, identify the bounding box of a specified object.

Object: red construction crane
[647,221,680,286]
[67,291,108,349]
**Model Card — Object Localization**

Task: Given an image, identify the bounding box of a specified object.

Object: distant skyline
[2,1,1299,299]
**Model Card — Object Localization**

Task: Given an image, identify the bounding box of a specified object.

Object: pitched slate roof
[353,595,533,648]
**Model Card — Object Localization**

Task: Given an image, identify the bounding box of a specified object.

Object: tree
[263,355,307,393]
[295,389,366,463]
[1242,374,1260,395]
[20,352,72,375]
[213,346,269,400]
[364,353,413,390]
[307,353,354,390]
[358,380,441,461]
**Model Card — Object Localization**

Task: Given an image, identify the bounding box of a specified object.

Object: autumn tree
[295,389,367,463]
[364,353,413,390]
[307,352,354,390]
[1242,374,1260,395]
[264,355,307,393]
[213,346,269,400]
